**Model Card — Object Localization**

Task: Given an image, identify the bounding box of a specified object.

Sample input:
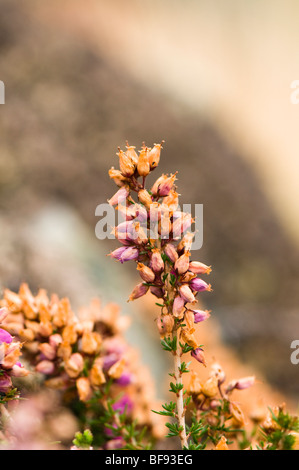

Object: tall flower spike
[107,141,213,449]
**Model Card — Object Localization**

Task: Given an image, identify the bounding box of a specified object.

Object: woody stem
[173,326,188,449]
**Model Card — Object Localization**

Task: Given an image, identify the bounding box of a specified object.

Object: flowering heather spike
[106,140,216,449]
[189,278,212,292]
[189,261,212,275]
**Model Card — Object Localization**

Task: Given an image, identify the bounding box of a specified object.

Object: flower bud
[108,186,130,206]
[62,324,78,345]
[156,314,174,337]
[181,329,198,349]
[137,146,150,177]
[125,143,139,164]
[150,249,164,273]
[150,286,164,298]
[118,149,136,176]
[138,189,152,208]
[189,261,212,275]
[151,173,177,197]
[178,284,196,303]
[226,376,255,392]
[148,142,163,169]
[184,310,195,333]
[172,295,185,318]
[108,357,126,379]
[10,363,29,377]
[0,328,13,344]
[137,263,155,283]
[191,347,206,366]
[164,244,178,263]
[175,251,191,274]
[36,360,55,376]
[202,376,219,398]
[109,167,128,186]
[0,307,9,323]
[215,436,229,450]
[90,362,106,387]
[76,377,92,402]
[65,353,84,378]
[49,333,63,348]
[189,278,212,292]
[81,331,102,355]
[192,309,211,323]
[39,342,57,361]
[128,283,149,302]
[210,363,226,384]
[187,370,202,395]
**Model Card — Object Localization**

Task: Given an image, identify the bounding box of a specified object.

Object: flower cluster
[187,362,255,448]
[0,306,29,406]
[108,142,211,362]
[0,284,163,448]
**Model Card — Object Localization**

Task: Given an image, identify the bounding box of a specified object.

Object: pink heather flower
[108,246,128,261]
[0,307,9,323]
[150,286,164,298]
[0,328,13,344]
[179,285,196,303]
[189,278,212,292]
[128,283,149,302]
[172,212,193,237]
[108,186,130,206]
[234,376,255,390]
[116,372,133,386]
[191,348,206,366]
[150,249,164,273]
[175,251,191,274]
[112,395,134,414]
[35,360,55,375]
[189,261,212,275]
[225,376,255,393]
[49,334,63,348]
[103,353,119,370]
[172,295,186,317]
[192,309,211,323]
[151,173,177,197]
[0,372,12,392]
[109,246,139,263]
[10,363,29,378]
[164,243,178,263]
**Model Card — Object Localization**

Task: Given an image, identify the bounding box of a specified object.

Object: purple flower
[102,353,120,371]
[116,373,132,386]
[112,395,134,414]
[0,328,13,344]
[189,278,212,292]
[192,309,211,323]
[191,347,206,366]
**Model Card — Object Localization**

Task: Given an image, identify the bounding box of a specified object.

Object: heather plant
[107,140,299,450]
[0,284,163,449]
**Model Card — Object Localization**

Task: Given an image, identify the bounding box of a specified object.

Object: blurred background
[1,0,299,406]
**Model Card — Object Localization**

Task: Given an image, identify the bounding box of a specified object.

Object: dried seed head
[65,353,84,378]
[175,251,191,275]
[187,370,202,396]
[108,357,126,379]
[202,376,219,398]
[215,436,229,450]
[148,142,163,169]
[137,263,156,283]
[76,377,92,402]
[138,189,152,208]
[137,145,150,177]
[118,148,136,176]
